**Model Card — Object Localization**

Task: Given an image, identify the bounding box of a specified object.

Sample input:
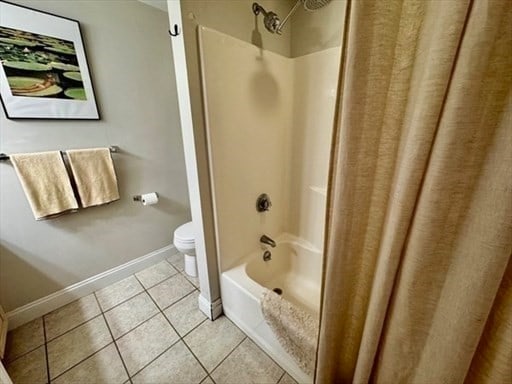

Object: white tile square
[95,276,144,311]
[5,317,44,362]
[163,291,206,336]
[52,343,128,384]
[104,292,159,339]
[116,313,179,376]
[135,260,178,289]
[185,273,200,288]
[47,316,113,379]
[211,338,283,383]
[167,253,184,272]
[44,294,101,341]
[6,346,47,384]
[148,273,195,310]
[184,316,245,372]
[132,341,207,384]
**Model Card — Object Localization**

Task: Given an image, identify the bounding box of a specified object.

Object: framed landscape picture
[0,1,99,119]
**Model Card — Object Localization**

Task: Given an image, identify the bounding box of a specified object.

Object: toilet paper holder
[133,193,158,202]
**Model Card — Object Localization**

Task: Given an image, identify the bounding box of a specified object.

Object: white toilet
[173,221,197,277]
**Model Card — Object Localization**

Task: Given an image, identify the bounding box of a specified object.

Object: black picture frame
[0,0,100,120]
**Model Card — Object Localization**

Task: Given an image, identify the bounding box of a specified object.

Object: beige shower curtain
[316,0,511,383]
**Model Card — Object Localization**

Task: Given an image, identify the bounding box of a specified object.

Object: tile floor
[3,255,298,384]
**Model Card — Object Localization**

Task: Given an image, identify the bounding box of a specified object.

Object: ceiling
[138,0,168,13]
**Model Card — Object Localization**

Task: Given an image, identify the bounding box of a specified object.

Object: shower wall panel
[199,26,341,270]
[199,27,293,271]
[288,47,341,250]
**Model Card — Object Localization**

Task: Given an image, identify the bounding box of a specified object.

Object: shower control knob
[256,193,272,212]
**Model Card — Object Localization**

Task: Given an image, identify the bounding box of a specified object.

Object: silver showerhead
[303,0,332,11]
[253,0,332,35]
[252,3,281,34]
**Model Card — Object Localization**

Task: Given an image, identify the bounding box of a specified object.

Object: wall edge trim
[198,293,222,320]
[6,244,176,330]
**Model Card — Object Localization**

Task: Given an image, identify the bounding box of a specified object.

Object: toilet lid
[174,221,195,243]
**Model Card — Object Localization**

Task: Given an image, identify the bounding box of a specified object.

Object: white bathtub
[221,234,322,383]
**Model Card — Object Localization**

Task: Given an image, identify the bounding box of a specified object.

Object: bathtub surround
[176,0,345,321]
[198,22,341,382]
[0,1,189,314]
[199,26,340,272]
[317,0,512,383]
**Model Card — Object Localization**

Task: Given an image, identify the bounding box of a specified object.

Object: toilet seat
[173,221,196,258]
[174,222,195,244]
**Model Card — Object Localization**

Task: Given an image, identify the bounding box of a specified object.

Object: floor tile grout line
[45,309,103,344]
[44,312,104,346]
[166,258,201,289]
[93,293,132,383]
[42,316,51,384]
[126,338,182,379]
[7,306,102,365]
[179,336,212,380]
[48,342,113,382]
[180,318,208,340]
[244,332,290,378]
[97,271,179,314]
[158,288,199,314]
[133,274,183,337]
[97,284,146,313]
[133,273,202,335]
[219,314,291,379]
[111,308,163,343]
[136,267,181,291]
[136,264,279,380]
[164,256,183,271]
[277,370,286,383]
[133,273,214,381]
[3,341,45,366]
[134,272,196,312]
[208,335,248,375]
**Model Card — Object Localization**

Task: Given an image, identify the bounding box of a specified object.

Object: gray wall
[290,0,345,57]
[181,0,294,57]
[180,0,345,58]
[0,0,190,311]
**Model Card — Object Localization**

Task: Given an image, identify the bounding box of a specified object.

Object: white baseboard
[7,245,177,330]
[198,294,222,320]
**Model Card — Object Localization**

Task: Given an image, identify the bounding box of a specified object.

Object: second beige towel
[66,148,120,208]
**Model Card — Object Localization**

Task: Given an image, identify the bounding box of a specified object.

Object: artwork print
[0,26,87,100]
[0,1,99,119]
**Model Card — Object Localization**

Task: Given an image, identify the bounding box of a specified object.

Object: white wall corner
[198,293,222,320]
[6,245,176,330]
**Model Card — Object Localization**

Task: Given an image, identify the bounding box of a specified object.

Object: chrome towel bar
[0,146,120,161]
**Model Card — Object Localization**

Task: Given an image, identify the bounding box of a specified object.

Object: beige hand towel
[66,148,120,208]
[10,151,79,220]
